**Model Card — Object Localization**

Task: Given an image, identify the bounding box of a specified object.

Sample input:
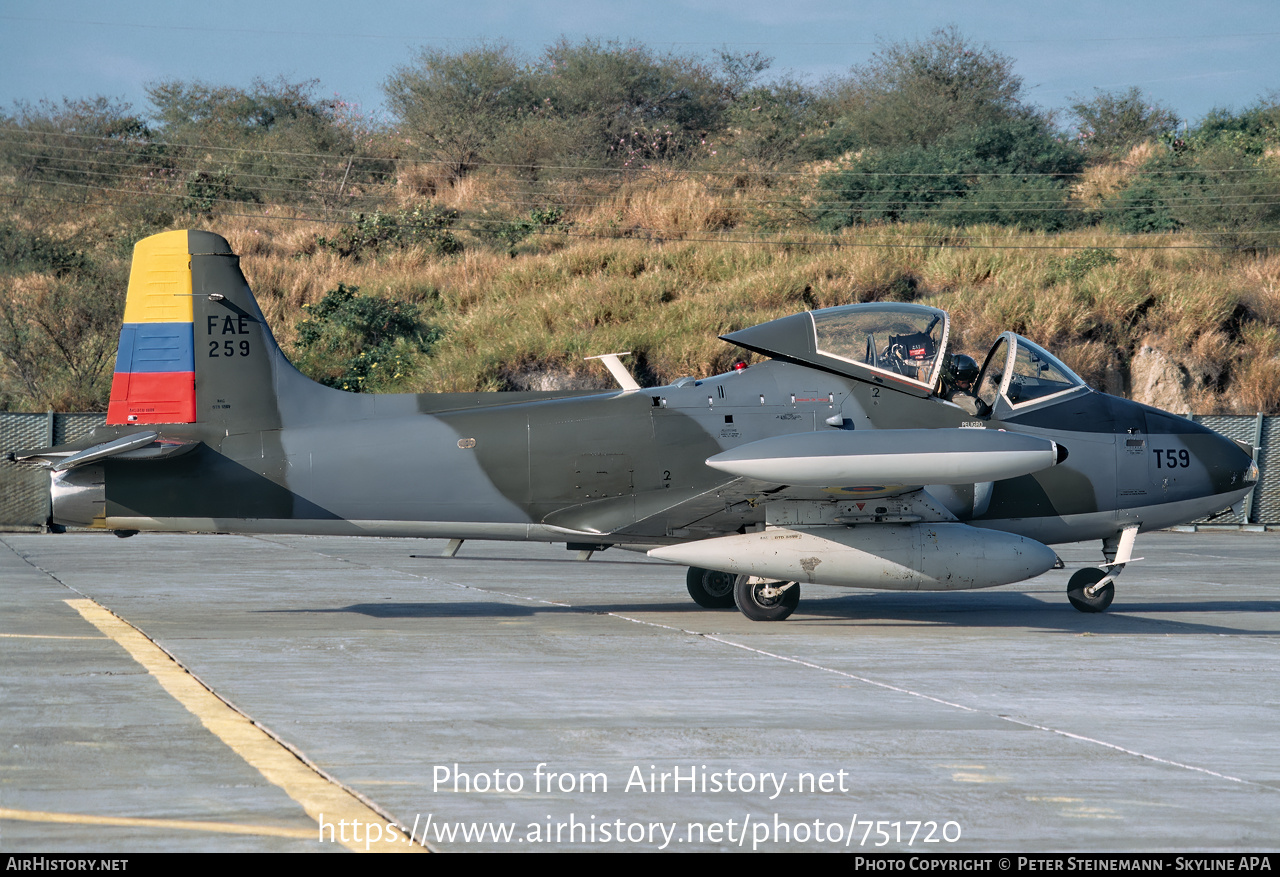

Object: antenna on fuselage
[585,352,641,392]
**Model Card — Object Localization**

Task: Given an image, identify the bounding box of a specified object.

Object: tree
[1069,87,1179,160]
[821,26,1032,154]
[0,96,153,190]
[532,38,727,167]
[1100,98,1280,248]
[147,77,379,209]
[384,44,534,180]
[719,78,827,170]
[1188,95,1280,154]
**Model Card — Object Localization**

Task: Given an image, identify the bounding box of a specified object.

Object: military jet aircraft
[10,230,1259,621]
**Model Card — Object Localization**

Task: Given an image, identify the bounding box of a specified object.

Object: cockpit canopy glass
[1008,340,1084,404]
[720,303,951,397]
[977,332,1089,413]
[809,304,949,391]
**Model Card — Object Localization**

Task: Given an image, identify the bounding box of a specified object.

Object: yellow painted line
[0,808,314,840]
[64,598,424,853]
[0,633,103,640]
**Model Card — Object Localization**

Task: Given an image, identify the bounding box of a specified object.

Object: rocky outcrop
[1128,342,1193,414]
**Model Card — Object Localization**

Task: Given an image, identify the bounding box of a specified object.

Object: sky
[2,1,1279,128]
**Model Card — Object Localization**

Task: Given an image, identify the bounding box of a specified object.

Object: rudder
[107,230,196,425]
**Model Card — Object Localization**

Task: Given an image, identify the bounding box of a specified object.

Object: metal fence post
[1243,412,1265,524]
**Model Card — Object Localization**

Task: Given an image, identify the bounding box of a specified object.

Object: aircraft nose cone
[1210,431,1259,494]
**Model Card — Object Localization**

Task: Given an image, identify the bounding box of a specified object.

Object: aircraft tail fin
[108,229,321,433]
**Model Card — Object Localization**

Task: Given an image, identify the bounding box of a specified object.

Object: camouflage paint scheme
[13,231,1258,619]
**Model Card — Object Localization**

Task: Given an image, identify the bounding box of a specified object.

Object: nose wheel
[1067,568,1115,613]
[1066,525,1138,613]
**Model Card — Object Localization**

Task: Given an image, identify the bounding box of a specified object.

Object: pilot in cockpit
[940,353,981,415]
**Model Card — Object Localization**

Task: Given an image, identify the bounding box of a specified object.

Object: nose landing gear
[1067,567,1115,613]
[1066,525,1139,613]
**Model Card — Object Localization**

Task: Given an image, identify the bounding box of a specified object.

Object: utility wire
[7,128,1280,178]
[3,188,1258,251]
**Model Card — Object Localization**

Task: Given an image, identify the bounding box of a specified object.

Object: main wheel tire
[1067,568,1115,613]
[734,575,800,621]
[686,567,737,609]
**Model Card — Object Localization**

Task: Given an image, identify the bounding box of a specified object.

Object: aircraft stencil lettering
[10,230,1259,620]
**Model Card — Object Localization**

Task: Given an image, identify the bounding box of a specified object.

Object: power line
[3,189,1257,251]
[8,128,1280,179]
[9,161,1280,218]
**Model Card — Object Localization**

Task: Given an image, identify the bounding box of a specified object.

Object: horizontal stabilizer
[11,432,200,470]
[706,428,1061,487]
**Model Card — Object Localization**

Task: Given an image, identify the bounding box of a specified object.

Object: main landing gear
[1066,525,1139,614]
[686,567,801,621]
[686,567,736,609]
[733,575,800,622]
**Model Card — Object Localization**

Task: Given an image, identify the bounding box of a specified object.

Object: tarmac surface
[2,530,1278,853]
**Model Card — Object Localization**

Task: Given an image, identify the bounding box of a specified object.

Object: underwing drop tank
[649,523,1058,591]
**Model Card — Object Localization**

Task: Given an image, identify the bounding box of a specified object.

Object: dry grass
[8,176,1280,414]
[208,209,1280,412]
[571,175,741,238]
[1071,142,1159,209]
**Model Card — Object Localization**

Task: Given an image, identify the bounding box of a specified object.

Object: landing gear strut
[686,567,737,609]
[734,575,800,621]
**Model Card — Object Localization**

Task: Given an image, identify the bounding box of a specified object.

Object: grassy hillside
[5,166,1276,414]
[5,33,1279,413]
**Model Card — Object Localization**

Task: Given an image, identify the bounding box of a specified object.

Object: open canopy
[975,332,1090,415]
[722,303,951,397]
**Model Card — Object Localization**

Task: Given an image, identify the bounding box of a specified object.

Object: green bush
[492,206,564,252]
[816,117,1084,231]
[292,283,440,392]
[1046,248,1120,284]
[1101,174,1181,234]
[317,206,462,260]
[182,169,261,215]
[1101,131,1280,249]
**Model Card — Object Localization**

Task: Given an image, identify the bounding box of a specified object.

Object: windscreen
[1006,339,1086,405]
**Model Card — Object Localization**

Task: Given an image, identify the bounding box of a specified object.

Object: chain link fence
[3,411,1280,530]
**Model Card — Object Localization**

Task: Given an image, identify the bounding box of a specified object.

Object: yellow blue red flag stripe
[107,231,197,424]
